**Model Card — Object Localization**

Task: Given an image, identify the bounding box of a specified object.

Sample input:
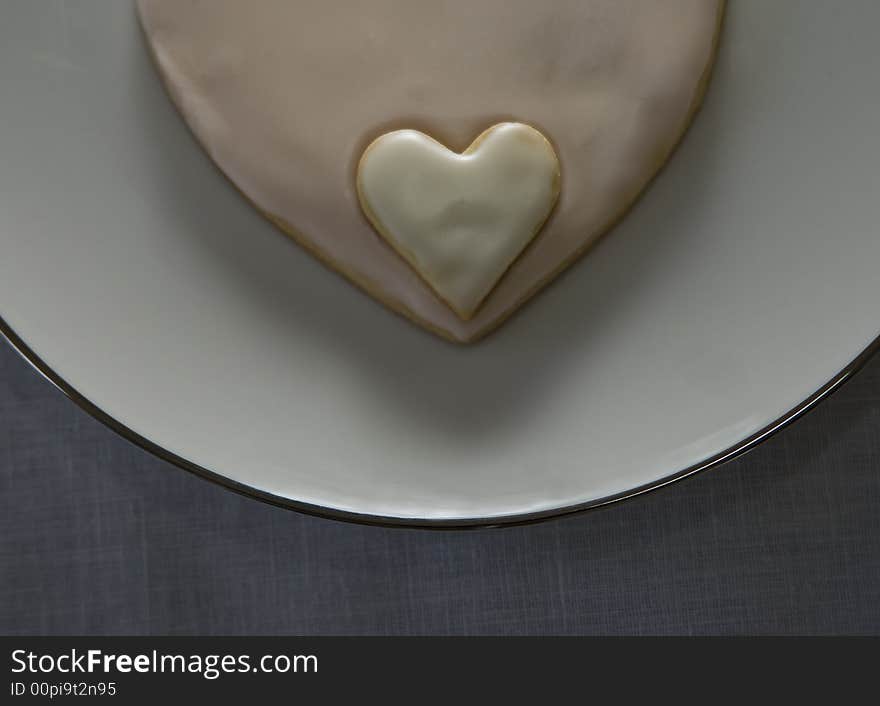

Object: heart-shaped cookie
[357,123,560,320]
[137,0,725,342]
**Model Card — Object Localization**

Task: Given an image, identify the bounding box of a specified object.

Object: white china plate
[1,1,878,526]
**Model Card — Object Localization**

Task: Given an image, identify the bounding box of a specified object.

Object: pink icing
[138,0,723,341]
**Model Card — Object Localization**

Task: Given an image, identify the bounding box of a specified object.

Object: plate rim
[2,313,878,529]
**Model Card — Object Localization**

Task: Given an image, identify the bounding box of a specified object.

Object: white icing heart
[357,123,561,320]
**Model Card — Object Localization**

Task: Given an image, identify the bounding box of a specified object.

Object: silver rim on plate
[2,313,878,529]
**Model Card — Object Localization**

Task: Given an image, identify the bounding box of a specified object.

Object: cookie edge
[136,0,727,345]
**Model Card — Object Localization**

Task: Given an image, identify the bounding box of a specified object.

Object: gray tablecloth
[1,338,878,635]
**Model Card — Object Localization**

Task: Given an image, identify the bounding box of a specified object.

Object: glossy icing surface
[138,0,724,341]
[357,123,560,320]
